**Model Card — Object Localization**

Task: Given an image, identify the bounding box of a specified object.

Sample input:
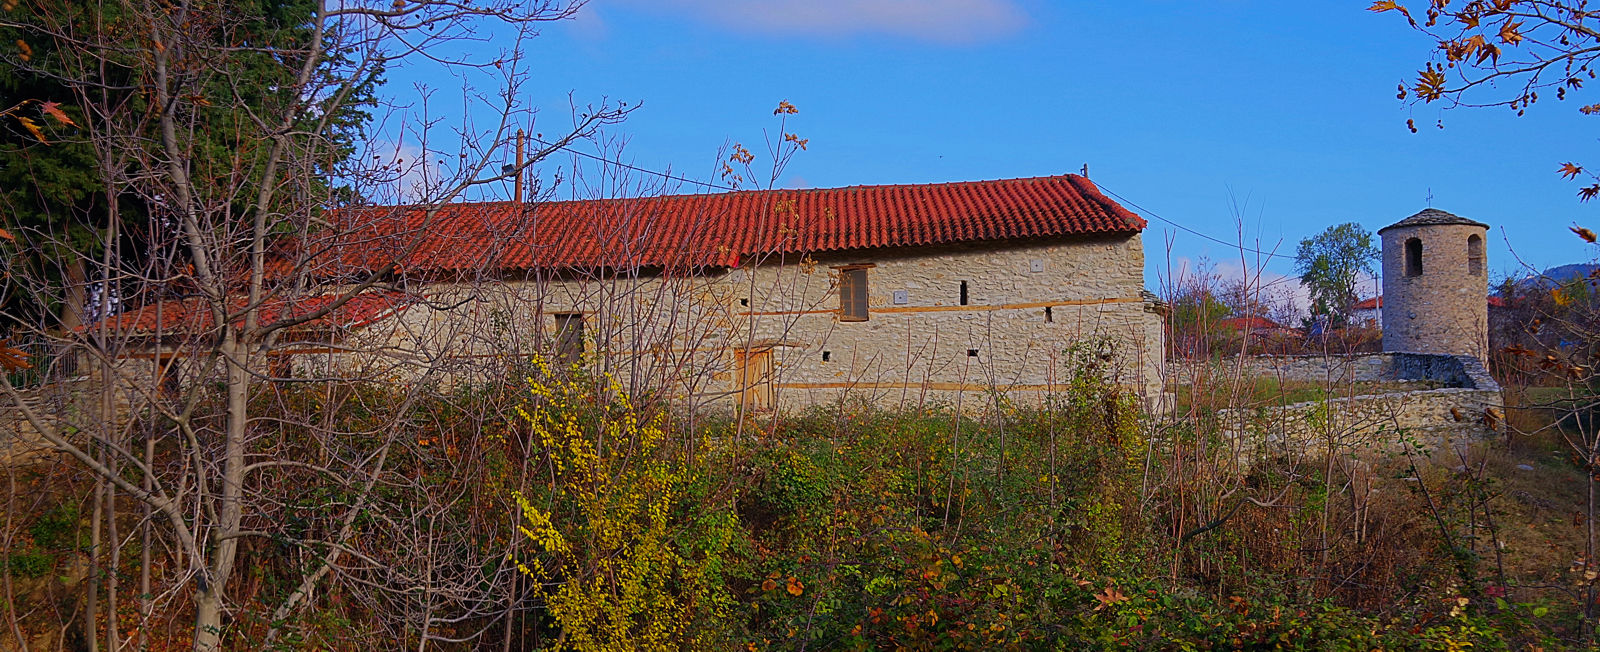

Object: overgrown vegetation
[4,343,1598,648]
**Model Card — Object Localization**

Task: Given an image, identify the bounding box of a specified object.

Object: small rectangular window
[839,267,869,321]
[959,281,969,306]
[554,313,584,363]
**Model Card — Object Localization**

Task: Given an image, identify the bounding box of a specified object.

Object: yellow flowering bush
[511,356,737,651]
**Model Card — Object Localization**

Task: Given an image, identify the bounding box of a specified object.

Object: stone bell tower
[1379,208,1490,362]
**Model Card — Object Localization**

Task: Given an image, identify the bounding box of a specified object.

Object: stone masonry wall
[1381,223,1490,362]
[1,380,132,464]
[1205,352,1503,459]
[1180,352,1495,388]
[294,232,1166,412]
[736,233,1163,410]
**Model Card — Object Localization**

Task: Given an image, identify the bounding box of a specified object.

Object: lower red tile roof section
[292,174,1144,276]
[1217,316,1285,331]
[84,290,419,336]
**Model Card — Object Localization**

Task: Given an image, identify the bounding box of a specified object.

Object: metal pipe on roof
[514,129,526,203]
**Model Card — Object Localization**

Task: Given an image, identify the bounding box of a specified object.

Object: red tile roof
[294,174,1144,276]
[1217,316,1283,331]
[83,290,418,336]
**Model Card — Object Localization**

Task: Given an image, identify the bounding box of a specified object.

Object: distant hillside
[1502,263,1599,293]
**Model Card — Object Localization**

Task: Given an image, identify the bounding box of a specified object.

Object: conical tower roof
[1377,208,1489,234]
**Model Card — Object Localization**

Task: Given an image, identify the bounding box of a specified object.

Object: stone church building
[95,174,1167,412]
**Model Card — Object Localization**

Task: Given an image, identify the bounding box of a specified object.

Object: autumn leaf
[773,100,798,115]
[16,116,46,143]
[1092,586,1129,611]
[1415,67,1448,101]
[1464,34,1500,65]
[1503,344,1535,357]
[0,340,30,372]
[1561,163,1585,179]
[0,227,12,242]
[785,576,803,596]
[1583,103,1600,115]
[1573,225,1598,243]
[1368,0,1415,24]
[1500,19,1524,45]
[39,101,75,127]
[761,578,777,592]
[1581,184,1600,202]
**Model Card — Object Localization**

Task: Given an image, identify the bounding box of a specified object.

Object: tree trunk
[61,257,87,332]
[191,336,251,652]
[139,428,154,652]
[87,462,103,652]
[192,590,224,652]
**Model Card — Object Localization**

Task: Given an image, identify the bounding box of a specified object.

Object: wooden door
[735,348,774,412]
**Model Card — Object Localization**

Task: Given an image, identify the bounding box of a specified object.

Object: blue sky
[380,1,1600,298]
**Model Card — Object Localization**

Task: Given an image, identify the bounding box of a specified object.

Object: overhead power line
[529,136,736,192]
[1096,185,1295,262]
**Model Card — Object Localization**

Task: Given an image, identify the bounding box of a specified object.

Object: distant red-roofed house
[1216,316,1296,338]
[1352,296,1383,328]
[98,174,1168,410]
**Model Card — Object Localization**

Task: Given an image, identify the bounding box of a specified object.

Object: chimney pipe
[514,128,526,203]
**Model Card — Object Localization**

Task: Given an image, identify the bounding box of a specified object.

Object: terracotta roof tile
[297,174,1143,276]
[85,290,419,336]
[1218,316,1284,331]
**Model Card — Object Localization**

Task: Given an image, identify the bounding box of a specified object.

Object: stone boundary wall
[1198,352,1503,459]
[1181,352,1498,390]
[1,379,132,464]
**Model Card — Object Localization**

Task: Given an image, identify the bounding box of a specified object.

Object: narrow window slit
[1405,237,1423,277]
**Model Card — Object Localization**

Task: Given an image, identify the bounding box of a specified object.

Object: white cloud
[360,138,443,205]
[625,0,1028,44]
[567,5,610,40]
[1163,257,1309,320]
